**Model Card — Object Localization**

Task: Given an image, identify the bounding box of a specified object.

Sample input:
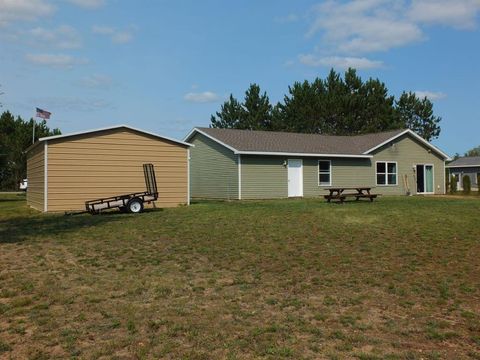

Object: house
[26,125,191,212]
[184,127,450,199]
[446,156,480,190]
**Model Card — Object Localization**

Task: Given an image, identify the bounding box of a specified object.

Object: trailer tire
[127,198,144,214]
[119,206,128,213]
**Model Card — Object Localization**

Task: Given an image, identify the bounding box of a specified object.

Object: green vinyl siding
[188,130,446,199]
[370,134,445,195]
[189,133,238,199]
[241,156,374,199]
[241,156,287,199]
[240,134,445,198]
[303,158,373,197]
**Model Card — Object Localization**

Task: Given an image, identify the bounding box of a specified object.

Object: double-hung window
[319,160,332,186]
[376,161,397,186]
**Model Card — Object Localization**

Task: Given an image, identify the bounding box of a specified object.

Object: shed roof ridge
[34,124,191,147]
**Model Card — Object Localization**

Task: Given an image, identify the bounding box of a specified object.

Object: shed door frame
[287,159,303,197]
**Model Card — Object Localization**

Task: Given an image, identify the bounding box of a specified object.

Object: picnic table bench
[324,187,379,203]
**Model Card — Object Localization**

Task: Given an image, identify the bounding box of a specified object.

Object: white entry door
[288,159,303,197]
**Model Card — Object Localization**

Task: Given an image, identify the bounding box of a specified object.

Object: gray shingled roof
[446,156,480,167]
[195,127,406,155]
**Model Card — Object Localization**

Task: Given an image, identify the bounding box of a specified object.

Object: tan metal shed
[26,125,192,212]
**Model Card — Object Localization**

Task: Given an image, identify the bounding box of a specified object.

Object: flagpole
[32,118,36,144]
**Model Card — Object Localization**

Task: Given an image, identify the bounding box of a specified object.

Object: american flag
[36,108,51,120]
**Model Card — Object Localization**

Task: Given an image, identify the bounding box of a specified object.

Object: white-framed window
[376,161,397,186]
[318,160,332,186]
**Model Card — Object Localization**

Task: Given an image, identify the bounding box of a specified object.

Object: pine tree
[396,92,441,141]
[210,68,442,139]
[242,84,273,130]
[273,79,327,133]
[210,84,273,130]
[0,111,60,190]
[210,95,244,129]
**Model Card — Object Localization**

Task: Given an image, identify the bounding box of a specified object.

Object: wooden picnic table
[324,187,379,203]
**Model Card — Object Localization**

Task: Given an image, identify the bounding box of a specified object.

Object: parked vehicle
[19,179,28,191]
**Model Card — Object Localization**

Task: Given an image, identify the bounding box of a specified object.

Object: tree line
[210,68,441,141]
[450,145,480,160]
[0,111,61,190]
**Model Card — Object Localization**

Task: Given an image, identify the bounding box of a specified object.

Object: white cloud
[299,0,480,69]
[91,25,114,35]
[414,90,447,100]
[0,0,54,26]
[79,74,113,89]
[66,0,105,9]
[307,0,423,55]
[408,0,480,29]
[92,25,134,44]
[25,53,88,68]
[299,54,383,69]
[274,13,299,23]
[29,25,82,49]
[184,91,220,103]
[111,31,133,44]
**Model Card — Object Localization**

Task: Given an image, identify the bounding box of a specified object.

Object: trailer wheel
[127,198,144,214]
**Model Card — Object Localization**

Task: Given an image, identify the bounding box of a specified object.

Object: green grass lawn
[1,194,479,359]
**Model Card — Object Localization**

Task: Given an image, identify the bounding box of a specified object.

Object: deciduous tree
[464,145,480,157]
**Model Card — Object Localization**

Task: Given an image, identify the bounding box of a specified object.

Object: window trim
[375,161,398,186]
[318,160,332,187]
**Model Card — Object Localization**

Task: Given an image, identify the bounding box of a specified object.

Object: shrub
[478,174,480,194]
[463,175,471,194]
[450,174,457,194]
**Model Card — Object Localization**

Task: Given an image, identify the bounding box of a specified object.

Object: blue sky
[1,0,479,155]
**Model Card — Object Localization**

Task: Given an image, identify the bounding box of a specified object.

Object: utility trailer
[84,163,158,214]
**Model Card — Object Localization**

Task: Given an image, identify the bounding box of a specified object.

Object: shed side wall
[46,129,188,211]
[189,133,238,199]
[26,143,45,211]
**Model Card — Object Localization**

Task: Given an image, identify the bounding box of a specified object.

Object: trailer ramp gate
[84,163,158,214]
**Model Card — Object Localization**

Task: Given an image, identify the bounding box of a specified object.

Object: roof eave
[445,164,480,168]
[25,140,43,153]
[183,127,239,153]
[236,151,373,158]
[39,124,192,147]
